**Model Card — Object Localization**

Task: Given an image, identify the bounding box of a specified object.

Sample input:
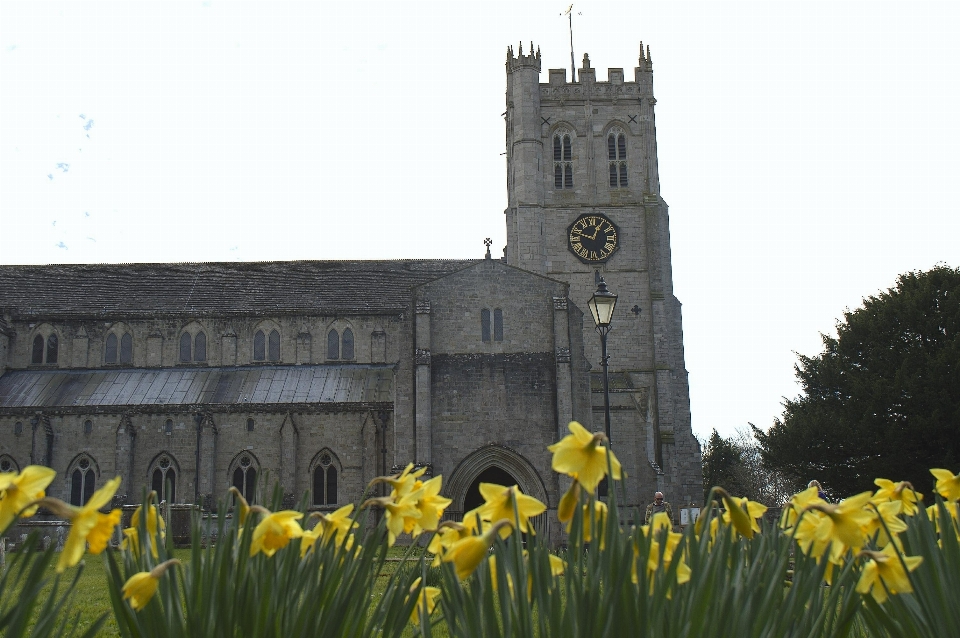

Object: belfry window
[553,132,573,189]
[608,130,628,188]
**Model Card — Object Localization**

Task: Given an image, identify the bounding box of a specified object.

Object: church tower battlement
[504,44,702,511]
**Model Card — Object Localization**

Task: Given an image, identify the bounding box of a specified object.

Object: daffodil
[716,488,766,539]
[228,486,250,525]
[35,476,122,572]
[122,502,166,559]
[0,465,56,532]
[408,577,441,625]
[121,559,181,611]
[411,475,452,535]
[931,468,960,502]
[250,509,304,557]
[801,491,874,557]
[443,520,512,580]
[780,486,825,532]
[488,555,517,598]
[856,544,923,604]
[365,490,423,546]
[548,421,622,492]
[374,463,427,500]
[567,499,607,547]
[478,483,546,536]
[872,479,923,516]
[557,480,580,524]
[633,525,690,594]
[864,500,907,548]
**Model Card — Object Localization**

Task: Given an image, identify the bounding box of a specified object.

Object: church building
[0,45,701,541]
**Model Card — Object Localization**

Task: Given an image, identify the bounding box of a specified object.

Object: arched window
[268,329,280,362]
[120,333,133,364]
[179,333,192,362]
[247,418,255,432]
[553,131,573,189]
[83,419,93,435]
[231,453,259,503]
[493,309,504,342]
[105,333,118,363]
[341,329,354,360]
[32,335,44,364]
[46,335,58,364]
[14,421,23,436]
[254,330,266,361]
[327,329,339,360]
[165,419,173,435]
[150,454,177,503]
[481,309,491,342]
[69,456,97,506]
[311,450,339,506]
[194,332,206,362]
[608,130,628,188]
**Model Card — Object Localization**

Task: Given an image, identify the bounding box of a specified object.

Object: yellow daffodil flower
[35,476,122,572]
[856,545,923,604]
[804,491,874,556]
[228,486,250,525]
[121,559,181,611]
[443,520,511,580]
[0,465,56,532]
[567,499,607,547]
[557,480,580,524]
[300,504,359,557]
[780,486,825,532]
[373,463,427,501]
[548,421,622,492]
[633,528,690,594]
[872,479,923,516]
[365,490,423,546]
[548,553,565,577]
[250,509,304,557]
[478,483,546,536]
[408,577,441,626]
[122,502,166,558]
[715,489,766,539]
[412,475,452,535]
[865,500,907,548]
[931,468,960,502]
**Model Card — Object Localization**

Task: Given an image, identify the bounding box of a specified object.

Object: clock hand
[587,225,602,240]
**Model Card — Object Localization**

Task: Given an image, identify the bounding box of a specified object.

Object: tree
[755,266,960,497]
[702,428,798,505]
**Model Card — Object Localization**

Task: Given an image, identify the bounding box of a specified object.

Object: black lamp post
[587,276,618,443]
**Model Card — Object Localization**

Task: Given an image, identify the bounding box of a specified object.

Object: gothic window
[327,329,339,360]
[231,453,258,503]
[120,333,133,364]
[194,332,207,362]
[0,454,19,473]
[165,419,173,435]
[254,330,266,361]
[553,131,573,189]
[83,419,93,435]
[311,451,339,506]
[150,454,177,503]
[493,309,504,342]
[179,333,192,362]
[69,456,97,506]
[268,329,280,362]
[481,309,491,342]
[105,333,118,363]
[341,329,354,360]
[14,421,23,436]
[46,335,58,364]
[247,418,255,432]
[608,129,628,188]
[32,335,44,364]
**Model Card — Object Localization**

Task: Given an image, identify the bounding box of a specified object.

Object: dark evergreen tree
[756,266,960,497]
[701,429,745,501]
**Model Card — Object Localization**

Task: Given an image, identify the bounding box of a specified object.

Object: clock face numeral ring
[566,214,619,263]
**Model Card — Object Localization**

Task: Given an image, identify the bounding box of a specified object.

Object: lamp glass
[588,291,617,327]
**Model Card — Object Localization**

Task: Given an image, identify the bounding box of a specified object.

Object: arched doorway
[463,466,520,514]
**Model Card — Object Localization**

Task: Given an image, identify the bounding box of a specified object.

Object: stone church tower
[504,44,702,510]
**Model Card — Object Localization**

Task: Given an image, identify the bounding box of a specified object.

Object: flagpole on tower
[563,4,578,81]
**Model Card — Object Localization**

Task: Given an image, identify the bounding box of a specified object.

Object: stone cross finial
[484,238,492,259]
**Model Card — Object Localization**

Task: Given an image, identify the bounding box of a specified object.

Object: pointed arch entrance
[445,445,550,535]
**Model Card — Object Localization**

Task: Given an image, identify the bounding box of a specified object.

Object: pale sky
[2,1,959,442]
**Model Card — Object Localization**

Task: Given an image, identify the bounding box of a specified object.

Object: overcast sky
[2,1,959,442]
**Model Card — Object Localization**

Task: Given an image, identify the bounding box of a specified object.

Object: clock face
[567,214,619,263]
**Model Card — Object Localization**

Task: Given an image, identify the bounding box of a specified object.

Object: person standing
[645,491,673,525]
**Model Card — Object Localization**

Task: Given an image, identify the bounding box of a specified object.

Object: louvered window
[553,132,573,189]
[608,130,628,188]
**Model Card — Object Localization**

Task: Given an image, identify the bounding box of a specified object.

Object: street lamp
[587,276,618,442]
